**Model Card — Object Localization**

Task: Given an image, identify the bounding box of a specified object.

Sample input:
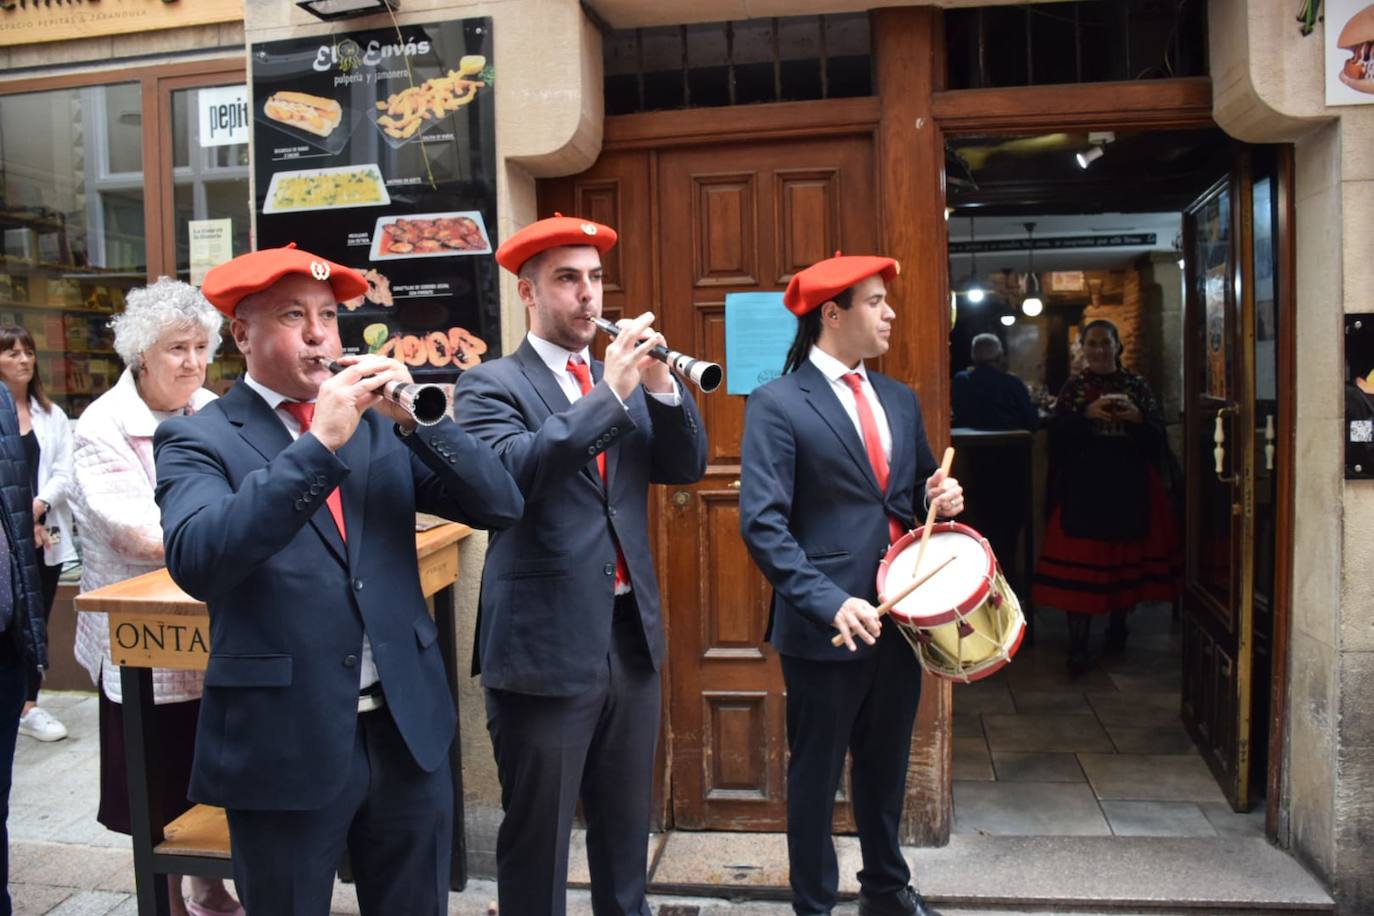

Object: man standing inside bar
[739,255,961,916]
[454,215,707,915]
[153,246,523,916]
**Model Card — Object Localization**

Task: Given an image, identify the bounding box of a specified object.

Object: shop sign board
[0,0,243,47]
[198,85,250,148]
[250,17,498,382]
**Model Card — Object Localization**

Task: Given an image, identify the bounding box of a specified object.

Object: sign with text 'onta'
[0,0,242,48]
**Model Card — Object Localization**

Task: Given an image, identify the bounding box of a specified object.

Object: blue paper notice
[725,292,796,396]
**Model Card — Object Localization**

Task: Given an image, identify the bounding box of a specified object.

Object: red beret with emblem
[495,213,618,275]
[783,253,900,317]
[199,243,368,317]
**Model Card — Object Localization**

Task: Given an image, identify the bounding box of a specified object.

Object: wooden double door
[541,128,879,830]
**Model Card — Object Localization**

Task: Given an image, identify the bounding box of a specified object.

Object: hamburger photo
[1339,5,1374,94]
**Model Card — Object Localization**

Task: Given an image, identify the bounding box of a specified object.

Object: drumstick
[828,553,956,648]
[830,446,957,648]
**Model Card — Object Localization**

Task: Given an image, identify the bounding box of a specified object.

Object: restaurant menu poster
[250,17,498,381]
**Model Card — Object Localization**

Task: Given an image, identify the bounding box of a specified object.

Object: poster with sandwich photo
[1327,0,1374,105]
[249,16,498,383]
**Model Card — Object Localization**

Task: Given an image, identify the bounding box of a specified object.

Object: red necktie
[841,373,904,545]
[280,401,347,542]
[567,357,630,591]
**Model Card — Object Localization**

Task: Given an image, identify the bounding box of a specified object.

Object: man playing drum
[739,254,962,916]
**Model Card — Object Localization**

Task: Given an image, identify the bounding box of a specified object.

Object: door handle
[1264,414,1276,472]
[727,479,741,490]
[672,490,691,507]
[1213,404,1239,485]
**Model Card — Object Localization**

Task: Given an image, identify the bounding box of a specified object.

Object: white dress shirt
[807,346,893,464]
[243,373,379,692]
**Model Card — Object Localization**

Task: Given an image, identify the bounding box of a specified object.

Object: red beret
[200,243,367,317]
[495,213,617,274]
[783,254,900,317]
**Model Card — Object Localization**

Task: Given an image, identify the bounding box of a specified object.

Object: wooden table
[74,523,472,916]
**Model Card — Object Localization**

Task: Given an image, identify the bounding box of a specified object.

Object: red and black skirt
[1032,466,1181,616]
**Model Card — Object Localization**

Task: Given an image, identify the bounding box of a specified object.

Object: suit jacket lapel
[797,361,883,497]
[514,341,602,493]
[223,383,347,566]
[337,423,370,569]
[593,360,613,500]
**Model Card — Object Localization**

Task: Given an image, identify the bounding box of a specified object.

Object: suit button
[607,507,617,518]
[603,563,615,576]
[587,446,597,455]
[353,578,364,591]
[343,655,357,668]
[609,426,618,435]
[294,499,305,511]
[309,484,322,496]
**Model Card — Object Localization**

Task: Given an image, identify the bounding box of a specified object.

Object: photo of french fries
[375,54,488,141]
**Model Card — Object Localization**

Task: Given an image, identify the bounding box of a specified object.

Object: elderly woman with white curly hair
[71,277,243,916]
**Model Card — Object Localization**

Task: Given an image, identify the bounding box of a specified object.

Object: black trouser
[485,594,659,916]
[780,626,923,915]
[225,703,453,916]
[23,553,59,704]
[0,633,28,916]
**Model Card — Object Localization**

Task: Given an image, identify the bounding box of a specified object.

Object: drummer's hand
[926,469,964,518]
[833,597,882,652]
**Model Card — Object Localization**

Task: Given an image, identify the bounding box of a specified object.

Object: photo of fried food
[342,269,395,311]
[376,326,489,368]
[263,164,389,214]
[370,211,490,260]
[374,55,489,141]
[263,91,342,138]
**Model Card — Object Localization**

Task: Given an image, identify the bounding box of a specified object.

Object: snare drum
[877,521,1025,683]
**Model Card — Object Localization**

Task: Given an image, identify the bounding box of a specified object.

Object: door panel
[659,137,877,830]
[1181,150,1271,811]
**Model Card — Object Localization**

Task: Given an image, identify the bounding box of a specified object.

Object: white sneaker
[18,706,67,742]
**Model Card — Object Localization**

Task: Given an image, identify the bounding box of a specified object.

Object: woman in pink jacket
[71,278,241,916]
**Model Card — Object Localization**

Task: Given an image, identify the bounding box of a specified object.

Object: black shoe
[857,885,941,916]
[1066,653,1091,679]
[1103,625,1129,655]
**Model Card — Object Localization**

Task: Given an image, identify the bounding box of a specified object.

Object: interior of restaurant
[943,126,1275,840]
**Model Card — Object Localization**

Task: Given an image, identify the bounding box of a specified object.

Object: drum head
[877,521,994,626]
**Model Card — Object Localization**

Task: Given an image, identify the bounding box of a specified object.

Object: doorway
[943,128,1293,838]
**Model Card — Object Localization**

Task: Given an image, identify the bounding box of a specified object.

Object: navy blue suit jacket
[153,382,523,810]
[739,360,938,661]
[453,340,707,696]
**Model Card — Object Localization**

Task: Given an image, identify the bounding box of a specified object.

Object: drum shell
[877,521,994,628]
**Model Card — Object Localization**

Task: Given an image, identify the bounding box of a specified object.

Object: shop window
[603,14,872,115]
[944,0,1208,90]
[0,83,146,416]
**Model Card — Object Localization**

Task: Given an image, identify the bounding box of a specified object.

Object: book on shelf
[64,355,90,395]
[63,314,88,352]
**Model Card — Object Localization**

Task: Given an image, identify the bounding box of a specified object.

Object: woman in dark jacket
[0,381,50,915]
[1031,320,1180,675]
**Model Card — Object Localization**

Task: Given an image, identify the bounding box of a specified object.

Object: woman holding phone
[1032,319,1180,676]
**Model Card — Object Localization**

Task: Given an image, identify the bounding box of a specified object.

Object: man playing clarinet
[739,254,962,916]
[454,215,707,916]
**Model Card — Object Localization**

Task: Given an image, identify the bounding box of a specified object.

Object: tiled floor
[950,603,1267,839]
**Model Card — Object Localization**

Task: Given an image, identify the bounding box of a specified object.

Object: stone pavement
[7,691,1334,915]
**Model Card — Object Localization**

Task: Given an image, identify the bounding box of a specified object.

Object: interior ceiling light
[1021,221,1044,317]
[1075,130,1116,169]
[1000,314,1016,326]
[964,216,985,303]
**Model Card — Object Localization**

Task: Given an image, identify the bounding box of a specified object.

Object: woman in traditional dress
[1032,319,1180,676]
